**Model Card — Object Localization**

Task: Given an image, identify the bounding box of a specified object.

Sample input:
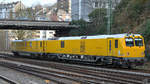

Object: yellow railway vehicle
[11,34,146,67]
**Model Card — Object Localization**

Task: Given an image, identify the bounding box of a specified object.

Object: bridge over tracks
[0,19,79,36]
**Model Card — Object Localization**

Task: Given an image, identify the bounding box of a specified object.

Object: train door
[80,40,85,53]
[43,41,46,52]
[40,41,43,53]
[107,39,113,56]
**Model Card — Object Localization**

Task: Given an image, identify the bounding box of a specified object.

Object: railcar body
[11,34,146,67]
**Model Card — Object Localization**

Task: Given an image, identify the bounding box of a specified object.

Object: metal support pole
[5,31,8,51]
[79,0,81,20]
[107,0,112,35]
[20,0,21,18]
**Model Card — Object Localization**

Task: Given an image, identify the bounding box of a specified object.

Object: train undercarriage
[12,51,145,68]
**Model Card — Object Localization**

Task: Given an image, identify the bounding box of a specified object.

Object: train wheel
[127,63,136,69]
[13,52,19,57]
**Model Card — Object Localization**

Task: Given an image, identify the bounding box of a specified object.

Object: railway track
[8,58,150,84]
[0,61,110,84]
[0,75,18,84]
[0,53,150,84]
[0,52,150,74]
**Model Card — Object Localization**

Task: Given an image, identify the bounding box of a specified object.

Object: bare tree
[26,7,36,20]
[15,9,26,18]
[11,30,37,40]
[12,30,26,40]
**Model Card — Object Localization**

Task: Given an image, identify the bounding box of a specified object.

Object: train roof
[12,38,47,42]
[58,34,141,40]
[12,34,142,42]
[12,40,23,42]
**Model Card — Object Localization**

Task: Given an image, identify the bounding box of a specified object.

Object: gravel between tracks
[0,65,54,84]
[0,78,10,84]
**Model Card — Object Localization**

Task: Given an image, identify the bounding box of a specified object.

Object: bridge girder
[0,20,79,36]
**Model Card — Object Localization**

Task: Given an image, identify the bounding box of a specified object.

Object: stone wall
[0,30,10,51]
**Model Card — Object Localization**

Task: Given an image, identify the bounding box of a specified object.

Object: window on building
[43,36,46,38]
[43,31,46,34]
[61,5,64,8]
[94,2,99,8]
[115,40,118,48]
[103,3,106,8]
[61,41,65,48]
[49,32,53,34]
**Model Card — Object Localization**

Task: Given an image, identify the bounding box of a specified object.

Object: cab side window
[115,40,118,48]
[109,40,111,51]
[25,42,27,47]
[30,42,32,47]
[40,42,42,47]
[36,41,38,48]
[61,41,65,48]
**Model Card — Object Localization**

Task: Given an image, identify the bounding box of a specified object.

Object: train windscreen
[125,38,134,47]
[135,38,143,46]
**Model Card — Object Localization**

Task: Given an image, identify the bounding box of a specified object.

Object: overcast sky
[0,0,57,7]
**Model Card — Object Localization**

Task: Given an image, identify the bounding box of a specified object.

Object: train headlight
[118,50,124,56]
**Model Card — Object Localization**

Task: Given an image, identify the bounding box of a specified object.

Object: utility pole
[79,0,81,20]
[20,0,22,18]
[107,0,112,35]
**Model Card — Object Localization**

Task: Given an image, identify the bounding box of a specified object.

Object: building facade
[57,0,71,21]
[71,0,121,21]
[57,0,69,13]
[0,1,25,19]
[39,30,55,39]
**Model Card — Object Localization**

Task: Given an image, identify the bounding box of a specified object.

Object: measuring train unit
[11,34,145,68]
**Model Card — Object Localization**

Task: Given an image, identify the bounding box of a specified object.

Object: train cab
[121,34,145,66]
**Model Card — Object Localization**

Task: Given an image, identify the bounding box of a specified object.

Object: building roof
[0,1,19,9]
